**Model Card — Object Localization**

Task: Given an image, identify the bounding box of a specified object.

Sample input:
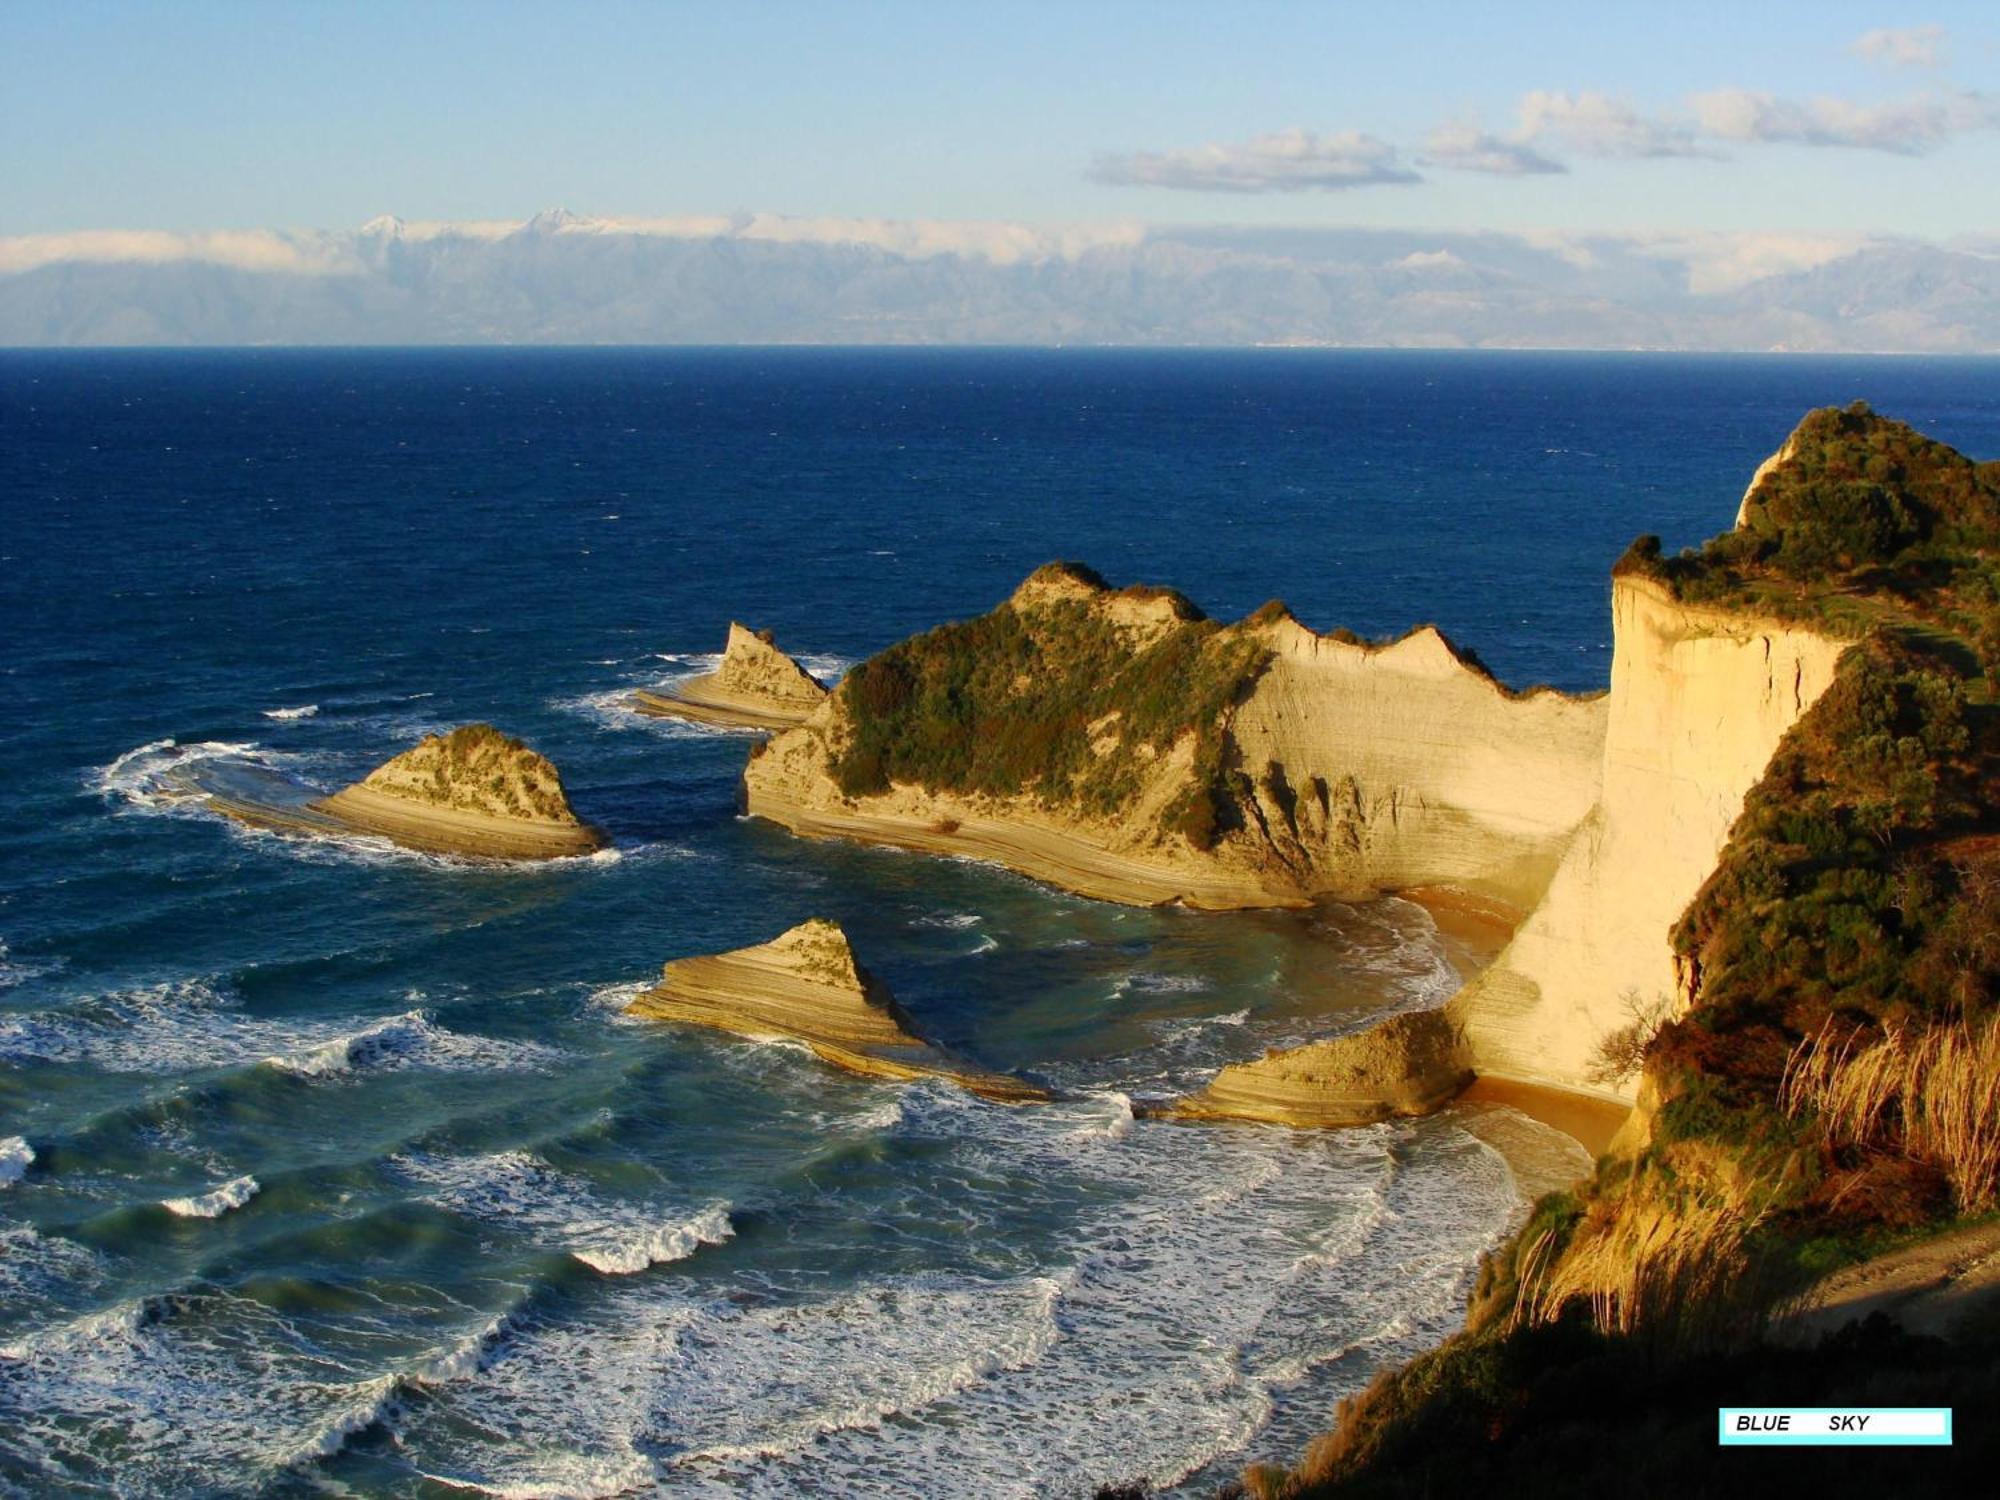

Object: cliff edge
[633,623,828,730]
[744,564,1605,910]
[628,919,1047,1102]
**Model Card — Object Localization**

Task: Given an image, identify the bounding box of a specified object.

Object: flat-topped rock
[632,624,828,730]
[628,919,1046,1102]
[1159,1009,1471,1128]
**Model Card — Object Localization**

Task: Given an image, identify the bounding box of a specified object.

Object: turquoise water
[4,350,1998,1496]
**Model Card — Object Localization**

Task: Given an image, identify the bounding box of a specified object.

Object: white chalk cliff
[1445,576,1849,1099]
[745,573,1606,911]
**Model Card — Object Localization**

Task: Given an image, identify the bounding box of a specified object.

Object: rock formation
[193,724,607,859]
[632,623,828,730]
[744,566,1605,910]
[1162,1010,1471,1127]
[745,414,1943,1126]
[627,919,1047,1102]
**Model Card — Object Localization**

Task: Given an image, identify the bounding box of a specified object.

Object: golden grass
[1511,1150,1780,1349]
[1782,1013,2000,1213]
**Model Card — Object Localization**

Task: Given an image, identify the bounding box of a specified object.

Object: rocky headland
[194,724,607,860]
[632,623,828,730]
[627,918,1047,1102]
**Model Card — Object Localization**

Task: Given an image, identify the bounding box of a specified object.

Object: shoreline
[1456,1075,1629,1157]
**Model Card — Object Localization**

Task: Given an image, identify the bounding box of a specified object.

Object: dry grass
[1782,1013,2000,1213]
[1511,1151,1780,1349]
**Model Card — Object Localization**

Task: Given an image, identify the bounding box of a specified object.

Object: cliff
[1243,406,2000,1497]
[632,623,827,730]
[1443,576,1850,1099]
[744,565,1605,910]
[627,919,1047,1102]
[311,725,606,858]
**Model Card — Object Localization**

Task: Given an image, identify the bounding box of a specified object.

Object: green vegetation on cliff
[1257,407,2000,1497]
[1617,402,2000,693]
[830,563,1271,844]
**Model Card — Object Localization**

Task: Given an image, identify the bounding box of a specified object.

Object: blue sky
[3,0,1996,238]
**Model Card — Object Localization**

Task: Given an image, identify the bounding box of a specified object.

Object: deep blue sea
[3,349,1998,1498]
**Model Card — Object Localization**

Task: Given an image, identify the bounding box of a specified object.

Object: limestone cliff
[633,623,828,730]
[311,724,607,859]
[1445,577,1849,1100]
[744,566,1605,910]
[628,919,1046,1102]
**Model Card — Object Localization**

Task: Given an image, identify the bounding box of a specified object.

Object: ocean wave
[0,1289,409,1491]
[91,737,267,813]
[392,1150,733,1275]
[570,1203,735,1276]
[261,703,319,720]
[0,981,554,1083]
[262,1009,565,1080]
[392,1271,1064,1494]
[913,912,983,930]
[160,1174,260,1219]
[0,940,59,990]
[0,1136,34,1186]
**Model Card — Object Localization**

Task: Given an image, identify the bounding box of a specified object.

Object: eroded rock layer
[633,623,828,730]
[744,567,1606,911]
[628,919,1047,1102]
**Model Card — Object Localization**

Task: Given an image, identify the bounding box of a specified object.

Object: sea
[3,348,1998,1498]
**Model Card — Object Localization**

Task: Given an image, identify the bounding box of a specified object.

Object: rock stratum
[746,565,1606,912]
[197,724,607,860]
[627,919,1047,1102]
[632,624,828,730]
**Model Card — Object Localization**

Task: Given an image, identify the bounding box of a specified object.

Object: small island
[627,918,1048,1102]
[187,723,608,860]
[631,623,829,730]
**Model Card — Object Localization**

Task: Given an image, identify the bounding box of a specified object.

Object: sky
[2,0,1997,242]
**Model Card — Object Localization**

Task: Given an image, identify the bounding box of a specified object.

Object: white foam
[570,1204,735,1276]
[161,1174,260,1219]
[969,933,999,955]
[262,1009,564,1079]
[90,737,265,812]
[0,1290,408,1491]
[392,1150,733,1275]
[0,939,58,989]
[0,1136,34,1186]
[373,1093,1520,1498]
[914,912,983,930]
[261,703,319,720]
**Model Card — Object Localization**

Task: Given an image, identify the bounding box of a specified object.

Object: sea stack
[628,919,1047,1102]
[632,623,829,730]
[309,724,607,859]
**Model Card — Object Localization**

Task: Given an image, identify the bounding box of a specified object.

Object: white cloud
[1851,24,1946,68]
[1088,128,1420,193]
[0,229,359,277]
[1516,90,1712,158]
[0,212,1146,277]
[1394,249,1467,271]
[1421,124,1566,176]
[1614,230,1870,294]
[1691,86,1996,153]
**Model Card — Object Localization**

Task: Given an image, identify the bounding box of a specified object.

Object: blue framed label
[1718,1408,1952,1446]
